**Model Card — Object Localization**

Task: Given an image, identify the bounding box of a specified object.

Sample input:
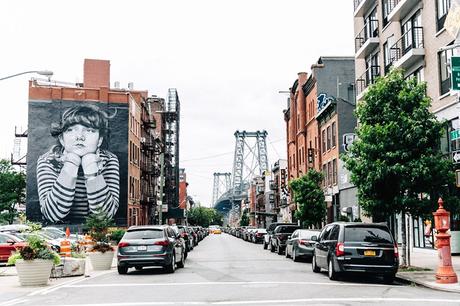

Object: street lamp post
[0,70,53,81]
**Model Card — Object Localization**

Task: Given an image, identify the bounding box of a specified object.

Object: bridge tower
[231,130,269,213]
[212,172,232,206]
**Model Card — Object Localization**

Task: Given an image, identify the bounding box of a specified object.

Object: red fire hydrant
[433,198,458,284]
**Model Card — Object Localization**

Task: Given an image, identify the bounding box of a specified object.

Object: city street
[2,233,460,306]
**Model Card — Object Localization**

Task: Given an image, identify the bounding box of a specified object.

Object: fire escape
[140,98,163,224]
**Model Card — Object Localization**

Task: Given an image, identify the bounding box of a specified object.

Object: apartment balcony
[354,0,375,17]
[356,65,381,100]
[389,27,424,71]
[388,0,421,23]
[355,19,380,59]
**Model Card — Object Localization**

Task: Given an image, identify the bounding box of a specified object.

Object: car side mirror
[311,236,318,242]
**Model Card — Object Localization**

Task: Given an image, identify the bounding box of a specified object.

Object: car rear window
[299,230,319,239]
[124,229,164,240]
[344,226,393,244]
[278,226,298,234]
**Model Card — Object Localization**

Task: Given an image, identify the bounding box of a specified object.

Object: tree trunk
[401,211,407,267]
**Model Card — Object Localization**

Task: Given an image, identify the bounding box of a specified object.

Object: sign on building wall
[26,100,129,226]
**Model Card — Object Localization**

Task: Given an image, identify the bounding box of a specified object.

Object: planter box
[88,251,114,270]
[15,259,53,286]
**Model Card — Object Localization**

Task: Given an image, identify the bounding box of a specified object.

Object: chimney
[83,59,110,88]
[297,72,308,86]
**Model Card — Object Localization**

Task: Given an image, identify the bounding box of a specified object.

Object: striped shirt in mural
[37,149,120,222]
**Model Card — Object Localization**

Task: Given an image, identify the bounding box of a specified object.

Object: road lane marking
[63,280,398,289]
[31,298,460,306]
[0,299,29,306]
[28,270,115,296]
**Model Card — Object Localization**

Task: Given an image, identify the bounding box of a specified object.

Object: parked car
[263,222,296,250]
[117,225,186,274]
[176,225,193,252]
[270,224,301,254]
[0,232,26,263]
[251,228,267,243]
[311,222,399,283]
[285,229,320,261]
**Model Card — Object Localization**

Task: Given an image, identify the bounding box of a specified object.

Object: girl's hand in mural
[81,153,99,177]
[62,152,81,169]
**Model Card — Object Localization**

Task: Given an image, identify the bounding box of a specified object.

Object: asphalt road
[3,233,460,306]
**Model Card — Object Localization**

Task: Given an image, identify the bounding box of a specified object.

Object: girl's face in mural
[59,124,103,156]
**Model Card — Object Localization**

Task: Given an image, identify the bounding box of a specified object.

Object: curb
[396,274,460,294]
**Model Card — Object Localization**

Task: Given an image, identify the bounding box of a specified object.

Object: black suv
[311,222,399,283]
[270,224,301,254]
[263,222,296,250]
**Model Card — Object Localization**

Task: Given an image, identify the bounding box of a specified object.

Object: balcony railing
[355,19,379,53]
[356,65,381,97]
[385,27,424,71]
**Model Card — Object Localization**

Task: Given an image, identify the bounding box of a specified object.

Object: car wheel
[383,273,395,284]
[277,245,283,255]
[263,241,267,249]
[285,247,290,258]
[177,251,185,268]
[134,266,142,271]
[164,253,176,273]
[117,266,128,275]
[270,243,275,253]
[312,254,320,273]
[328,259,339,280]
[293,249,299,262]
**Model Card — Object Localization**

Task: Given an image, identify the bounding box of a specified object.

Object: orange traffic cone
[60,240,71,257]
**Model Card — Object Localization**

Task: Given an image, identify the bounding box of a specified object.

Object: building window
[439,46,454,95]
[322,164,327,186]
[437,0,452,31]
[382,0,394,27]
[327,162,332,186]
[332,159,337,185]
[332,122,337,148]
[322,129,326,153]
[327,126,331,151]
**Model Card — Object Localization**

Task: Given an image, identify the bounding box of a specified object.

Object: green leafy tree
[289,169,325,228]
[187,206,223,227]
[239,208,249,226]
[343,69,453,266]
[0,160,26,224]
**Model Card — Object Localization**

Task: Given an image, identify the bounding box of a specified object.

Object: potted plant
[8,234,60,286]
[84,210,115,270]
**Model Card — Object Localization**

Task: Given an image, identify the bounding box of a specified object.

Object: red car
[0,232,26,262]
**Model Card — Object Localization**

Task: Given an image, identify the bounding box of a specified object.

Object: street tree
[289,169,326,228]
[187,206,223,227]
[342,69,453,266]
[0,159,26,224]
[239,208,249,226]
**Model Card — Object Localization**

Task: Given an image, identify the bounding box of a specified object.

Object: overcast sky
[0,0,354,207]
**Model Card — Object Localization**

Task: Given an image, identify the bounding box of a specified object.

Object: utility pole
[158,152,165,225]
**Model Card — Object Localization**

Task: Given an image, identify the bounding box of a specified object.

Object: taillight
[118,242,129,248]
[299,239,308,246]
[394,244,399,258]
[336,242,345,257]
[154,240,170,246]
[256,233,262,237]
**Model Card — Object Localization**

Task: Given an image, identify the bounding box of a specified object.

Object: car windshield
[124,229,164,240]
[345,227,393,244]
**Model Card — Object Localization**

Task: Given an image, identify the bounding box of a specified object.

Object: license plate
[364,250,376,256]
[137,245,147,251]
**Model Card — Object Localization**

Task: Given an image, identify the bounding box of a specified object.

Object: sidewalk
[396,248,460,293]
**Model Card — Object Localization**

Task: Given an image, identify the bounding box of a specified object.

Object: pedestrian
[36,104,120,223]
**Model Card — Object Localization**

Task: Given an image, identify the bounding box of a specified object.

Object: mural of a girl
[36,104,119,223]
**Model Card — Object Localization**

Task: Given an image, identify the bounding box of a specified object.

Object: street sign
[451,56,460,91]
[452,129,460,141]
[452,150,460,163]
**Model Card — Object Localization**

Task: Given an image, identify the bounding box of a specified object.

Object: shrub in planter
[84,210,116,270]
[8,234,60,286]
[109,229,126,244]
